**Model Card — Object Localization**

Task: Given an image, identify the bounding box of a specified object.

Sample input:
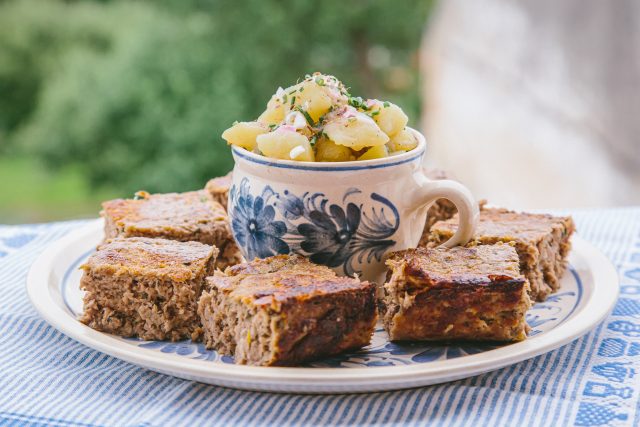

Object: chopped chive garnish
[348,96,369,110]
[296,107,315,126]
[299,87,304,92]
[315,76,325,86]
[371,110,380,116]
[268,123,277,130]
[282,94,288,103]
[383,101,390,108]
[290,96,296,106]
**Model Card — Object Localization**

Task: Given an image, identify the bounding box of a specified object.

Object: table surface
[0,208,638,427]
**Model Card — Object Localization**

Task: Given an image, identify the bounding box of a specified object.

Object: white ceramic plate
[27,219,618,393]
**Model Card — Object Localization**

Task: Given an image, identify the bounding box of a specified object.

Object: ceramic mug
[227,128,479,283]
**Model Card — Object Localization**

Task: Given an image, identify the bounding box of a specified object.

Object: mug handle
[412,173,479,248]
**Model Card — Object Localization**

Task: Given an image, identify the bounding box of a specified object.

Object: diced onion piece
[315,138,354,162]
[323,112,389,151]
[284,110,308,129]
[257,128,315,161]
[387,127,419,152]
[370,100,408,137]
[289,145,306,159]
[357,144,389,161]
[221,121,269,151]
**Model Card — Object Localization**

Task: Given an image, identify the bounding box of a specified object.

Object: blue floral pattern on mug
[229,178,400,275]
[230,180,290,260]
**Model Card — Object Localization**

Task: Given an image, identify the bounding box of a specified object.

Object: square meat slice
[80,237,217,341]
[204,172,233,210]
[382,244,531,342]
[428,208,575,301]
[198,254,378,366]
[101,190,242,269]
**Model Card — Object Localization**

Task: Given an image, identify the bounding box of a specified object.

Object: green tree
[4,0,432,194]
[0,0,117,152]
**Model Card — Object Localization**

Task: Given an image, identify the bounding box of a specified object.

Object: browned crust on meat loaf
[198,254,378,366]
[222,253,317,277]
[428,208,575,301]
[80,237,217,341]
[205,172,233,210]
[382,244,531,342]
[101,189,241,269]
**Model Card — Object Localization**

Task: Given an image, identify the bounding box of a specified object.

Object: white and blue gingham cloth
[0,208,639,427]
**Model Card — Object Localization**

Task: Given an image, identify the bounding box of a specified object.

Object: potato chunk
[256,128,315,161]
[315,138,354,162]
[357,144,389,161]
[257,95,287,125]
[290,80,333,123]
[370,100,408,137]
[387,128,419,152]
[223,74,416,162]
[323,111,389,151]
[222,121,269,151]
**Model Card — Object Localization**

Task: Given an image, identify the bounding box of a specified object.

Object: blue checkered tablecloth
[1,208,639,427]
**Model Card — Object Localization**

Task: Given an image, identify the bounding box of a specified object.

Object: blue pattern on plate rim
[229,177,400,276]
[63,248,582,367]
[129,339,234,363]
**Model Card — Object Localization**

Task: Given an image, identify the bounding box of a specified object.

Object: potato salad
[222,73,418,162]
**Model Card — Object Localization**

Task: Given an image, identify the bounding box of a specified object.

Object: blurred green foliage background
[0,0,432,223]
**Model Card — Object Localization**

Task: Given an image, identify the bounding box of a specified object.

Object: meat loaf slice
[101,190,242,269]
[80,237,217,341]
[428,208,575,301]
[198,254,378,366]
[382,244,531,342]
[204,172,233,210]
